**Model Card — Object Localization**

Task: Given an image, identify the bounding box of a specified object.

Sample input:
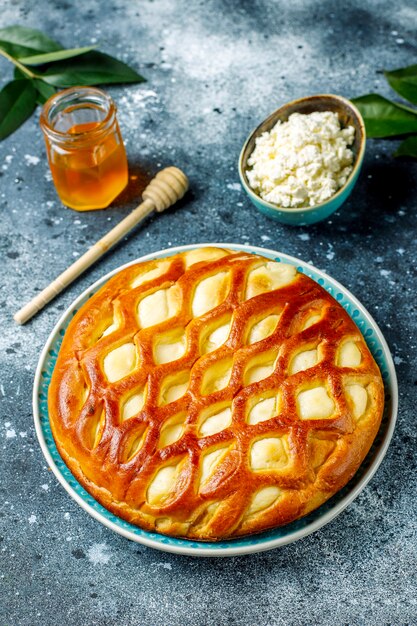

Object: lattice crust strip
[48,247,384,540]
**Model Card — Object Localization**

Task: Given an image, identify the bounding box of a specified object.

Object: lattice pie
[49,247,384,540]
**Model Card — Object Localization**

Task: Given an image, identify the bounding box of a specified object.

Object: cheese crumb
[246,111,355,208]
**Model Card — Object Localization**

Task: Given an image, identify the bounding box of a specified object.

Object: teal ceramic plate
[33,244,397,557]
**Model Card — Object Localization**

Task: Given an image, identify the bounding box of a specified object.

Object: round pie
[48,247,384,540]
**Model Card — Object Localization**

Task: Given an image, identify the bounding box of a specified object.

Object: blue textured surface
[1,0,416,624]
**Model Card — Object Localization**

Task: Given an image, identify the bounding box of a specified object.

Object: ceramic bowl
[238,94,366,226]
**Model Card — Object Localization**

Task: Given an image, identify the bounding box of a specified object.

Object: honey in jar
[40,87,128,211]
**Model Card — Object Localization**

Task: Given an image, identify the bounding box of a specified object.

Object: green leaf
[18,45,97,66]
[0,79,37,140]
[33,79,56,104]
[394,135,417,158]
[39,51,145,87]
[14,70,56,103]
[385,65,417,106]
[0,25,61,58]
[351,93,417,137]
[13,67,25,80]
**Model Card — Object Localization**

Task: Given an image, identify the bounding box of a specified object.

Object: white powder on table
[246,111,355,208]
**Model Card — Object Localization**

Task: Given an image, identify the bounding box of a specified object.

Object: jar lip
[40,86,117,144]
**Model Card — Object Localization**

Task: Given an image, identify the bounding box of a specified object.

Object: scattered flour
[152,562,172,570]
[119,88,159,123]
[24,154,40,166]
[325,243,335,260]
[87,542,111,565]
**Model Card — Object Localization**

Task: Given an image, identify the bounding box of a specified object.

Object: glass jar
[40,86,128,211]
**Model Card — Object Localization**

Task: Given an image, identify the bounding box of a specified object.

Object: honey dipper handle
[13,166,189,325]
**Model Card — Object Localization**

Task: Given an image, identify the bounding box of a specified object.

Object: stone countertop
[0,1,416,624]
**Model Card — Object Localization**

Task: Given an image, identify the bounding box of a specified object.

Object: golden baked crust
[48,247,384,540]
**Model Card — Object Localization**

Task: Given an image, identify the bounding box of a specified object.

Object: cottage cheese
[246,111,355,208]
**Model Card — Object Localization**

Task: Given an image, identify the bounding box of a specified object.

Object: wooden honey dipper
[14,166,189,325]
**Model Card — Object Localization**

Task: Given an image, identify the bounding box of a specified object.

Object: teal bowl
[238,94,366,226]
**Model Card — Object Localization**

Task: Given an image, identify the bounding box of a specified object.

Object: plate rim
[33,242,398,557]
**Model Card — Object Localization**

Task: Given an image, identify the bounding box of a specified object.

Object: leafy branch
[352,65,417,158]
[0,25,145,140]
